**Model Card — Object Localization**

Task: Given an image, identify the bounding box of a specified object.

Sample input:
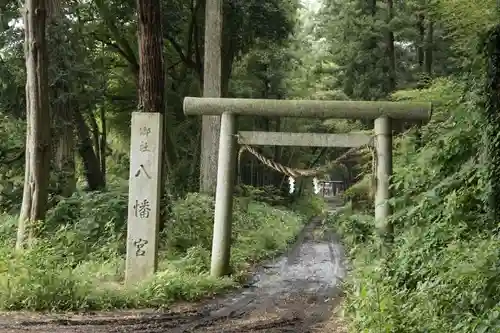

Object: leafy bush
[235,184,288,206]
[0,113,25,214]
[42,191,128,262]
[338,79,500,332]
[327,206,374,247]
[290,192,326,219]
[341,176,372,211]
[164,193,215,252]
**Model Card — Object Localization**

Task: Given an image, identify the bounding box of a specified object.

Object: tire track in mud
[0,203,345,332]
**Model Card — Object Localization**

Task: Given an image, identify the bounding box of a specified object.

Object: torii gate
[183,97,432,277]
[124,0,431,285]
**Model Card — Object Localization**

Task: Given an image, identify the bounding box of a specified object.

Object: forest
[0,0,499,332]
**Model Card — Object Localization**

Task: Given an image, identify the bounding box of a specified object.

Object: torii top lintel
[183,97,432,122]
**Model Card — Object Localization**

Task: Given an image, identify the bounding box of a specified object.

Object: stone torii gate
[184,97,432,277]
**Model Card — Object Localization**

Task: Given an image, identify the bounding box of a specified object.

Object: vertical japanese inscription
[133,127,153,221]
[133,238,148,256]
[126,112,163,285]
[139,126,151,153]
[133,199,151,218]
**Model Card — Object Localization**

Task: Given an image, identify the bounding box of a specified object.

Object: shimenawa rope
[237,135,375,179]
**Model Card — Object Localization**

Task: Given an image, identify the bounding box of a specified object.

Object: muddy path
[0,209,346,333]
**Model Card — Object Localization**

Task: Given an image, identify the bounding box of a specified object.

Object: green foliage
[433,0,498,66]
[235,185,287,206]
[163,193,215,253]
[44,191,128,260]
[316,0,466,100]
[289,193,326,220]
[0,192,308,311]
[325,207,374,247]
[0,112,25,214]
[341,176,372,211]
[482,25,500,222]
[230,43,293,99]
[334,78,500,332]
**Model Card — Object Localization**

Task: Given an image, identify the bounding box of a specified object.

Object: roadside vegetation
[0,189,323,310]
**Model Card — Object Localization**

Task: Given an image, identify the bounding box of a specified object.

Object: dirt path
[0,210,346,333]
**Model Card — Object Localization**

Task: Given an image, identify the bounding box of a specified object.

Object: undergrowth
[329,78,500,332]
[0,190,322,311]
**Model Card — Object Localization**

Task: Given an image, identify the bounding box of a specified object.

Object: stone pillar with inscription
[125,112,163,285]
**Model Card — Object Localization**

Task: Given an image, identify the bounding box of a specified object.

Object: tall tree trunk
[17,0,51,250]
[162,61,177,174]
[85,108,107,185]
[74,108,106,190]
[199,0,222,194]
[137,0,164,114]
[54,88,76,197]
[416,12,425,70]
[47,19,76,198]
[99,107,107,184]
[386,0,396,92]
[483,25,500,222]
[424,19,434,75]
[88,112,101,168]
[369,0,376,16]
[137,0,165,230]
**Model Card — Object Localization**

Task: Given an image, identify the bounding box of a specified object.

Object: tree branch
[0,151,25,165]
[104,93,136,101]
[193,13,203,76]
[93,0,139,74]
[91,32,136,66]
[167,60,183,70]
[165,33,197,69]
